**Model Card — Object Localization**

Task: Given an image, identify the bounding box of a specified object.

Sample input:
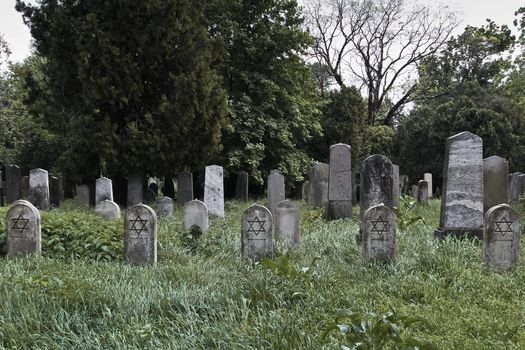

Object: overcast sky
[1,0,524,63]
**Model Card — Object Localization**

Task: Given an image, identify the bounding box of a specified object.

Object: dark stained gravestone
[177,171,194,207]
[483,156,508,213]
[235,171,249,201]
[5,165,21,204]
[127,172,144,207]
[417,180,428,205]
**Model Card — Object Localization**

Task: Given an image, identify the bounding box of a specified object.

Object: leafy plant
[393,195,426,230]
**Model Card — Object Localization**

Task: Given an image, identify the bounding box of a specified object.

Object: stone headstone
[6,200,41,257]
[156,196,173,218]
[76,184,90,207]
[124,203,157,265]
[308,163,329,208]
[183,199,208,233]
[435,131,483,239]
[235,171,249,201]
[267,172,285,214]
[29,168,50,210]
[362,204,396,263]
[417,180,428,205]
[392,164,400,208]
[204,165,224,217]
[241,204,273,260]
[94,200,121,219]
[143,188,156,204]
[275,200,299,247]
[508,172,524,204]
[148,179,159,196]
[177,171,193,207]
[162,176,175,198]
[483,204,520,271]
[5,164,21,204]
[49,175,61,208]
[327,143,352,219]
[483,156,508,213]
[127,172,143,207]
[95,177,113,204]
[399,175,409,195]
[423,173,433,198]
[21,176,29,200]
[411,184,418,198]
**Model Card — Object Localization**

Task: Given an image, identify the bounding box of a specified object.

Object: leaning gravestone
[5,164,21,204]
[235,171,249,201]
[327,143,352,219]
[275,200,299,247]
[241,204,273,260]
[423,173,433,198]
[127,172,143,207]
[6,200,41,257]
[94,200,121,219]
[76,184,90,207]
[417,180,428,205]
[267,172,285,214]
[29,168,50,210]
[124,203,157,266]
[483,204,520,271]
[177,171,193,207]
[392,164,400,208]
[435,131,483,239]
[156,196,173,218]
[483,156,508,213]
[49,175,61,208]
[362,204,396,263]
[95,177,113,204]
[204,165,224,217]
[308,163,329,208]
[183,199,208,233]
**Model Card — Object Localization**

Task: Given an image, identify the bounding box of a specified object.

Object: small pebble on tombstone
[95,177,114,204]
[29,168,50,210]
[362,204,396,263]
[483,204,520,271]
[183,199,208,233]
[6,200,41,257]
[94,199,121,219]
[241,204,273,261]
[275,200,299,248]
[124,203,157,266]
[156,196,173,218]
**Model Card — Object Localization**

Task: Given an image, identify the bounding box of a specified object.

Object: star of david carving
[371,216,388,237]
[11,214,29,233]
[129,215,148,235]
[495,216,513,237]
[247,216,266,236]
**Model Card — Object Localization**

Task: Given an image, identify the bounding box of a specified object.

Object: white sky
[0,0,524,63]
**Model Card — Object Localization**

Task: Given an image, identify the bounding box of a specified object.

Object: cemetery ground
[0,199,524,349]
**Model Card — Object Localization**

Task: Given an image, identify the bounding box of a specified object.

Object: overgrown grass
[0,199,524,349]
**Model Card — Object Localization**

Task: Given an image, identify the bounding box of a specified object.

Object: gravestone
[362,204,396,262]
[76,184,90,207]
[124,203,157,266]
[183,199,208,233]
[6,200,41,257]
[508,172,525,204]
[162,176,175,198]
[417,180,428,205]
[21,176,29,200]
[435,131,483,239]
[267,172,285,214]
[235,171,249,201]
[204,165,224,217]
[275,200,299,247]
[308,163,329,208]
[177,171,193,207]
[127,172,143,207]
[411,184,418,198]
[5,164,21,204]
[94,200,121,219]
[148,178,159,196]
[423,173,433,198]
[241,204,273,260]
[29,168,50,210]
[327,143,352,219]
[49,175,61,208]
[399,175,409,195]
[358,155,393,243]
[156,196,173,218]
[144,188,156,204]
[392,164,400,208]
[483,204,520,271]
[95,177,113,204]
[483,156,508,213]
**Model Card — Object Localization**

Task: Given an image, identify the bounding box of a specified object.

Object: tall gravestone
[483,156,508,213]
[358,155,393,243]
[423,173,433,198]
[76,184,90,207]
[6,200,41,257]
[183,200,209,233]
[49,175,61,207]
[308,163,329,208]
[267,172,285,214]
[275,200,299,247]
[399,175,409,195]
[362,204,396,263]
[235,171,249,201]
[392,164,400,208]
[29,168,50,210]
[21,176,29,200]
[509,172,525,204]
[177,171,193,207]
[124,203,157,265]
[241,204,273,260]
[5,165,21,204]
[435,131,483,239]
[483,204,520,271]
[127,172,143,207]
[417,180,428,205]
[327,143,352,219]
[94,200,121,219]
[204,165,224,217]
[95,177,113,204]
[156,196,173,218]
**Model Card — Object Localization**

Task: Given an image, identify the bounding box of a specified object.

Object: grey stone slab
[411,184,418,198]
[177,171,193,207]
[308,163,329,208]
[423,173,433,198]
[327,143,352,219]
[183,199,208,233]
[483,204,520,271]
[508,172,524,204]
[483,156,508,213]
[29,168,50,210]
[127,172,143,207]
[267,172,285,214]
[6,200,41,257]
[235,171,249,201]
[124,203,157,266]
[392,164,400,208]
[156,196,173,218]
[241,204,273,261]
[94,200,121,219]
[275,200,299,248]
[399,175,409,195]
[417,180,428,205]
[204,165,224,217]
[49,175,61,208]
[95,177,113,204]
[76,184,90,207]
[5,165,21,204]
[362,204,396,263]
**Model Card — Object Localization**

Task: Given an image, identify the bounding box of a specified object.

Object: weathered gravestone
[411,184,418,199]
[76,184,90,207]
[508,172,525,204]
[275,200,299,247]
[235,171,249,201]
[124,203,157,265]
[423,173,433,198]
[6,200,41,257]
[21,176,29,200]
[94,200,121,219]
[399,175,409,195]
[127,172,143,207]
[435,131,484,239]
[204,165,224,217]
[483,204,520,271]
[5,165,21,204]
[156,196,173,218]
[29,168,50,210]
[177,171,193,207]
[308,163,329,208]
[241,204,273,260]
[417,180,429,205]
[358,155,393,244]
[483,156,508,213]
[144,188,156,204]
[148,178,159,195]
[183,199,208,233]
[362,204,396,263]
[392,164,400,208]
[267,172,285,214]
[327,143,352,219]
[95,177,113,204]
[49,175,61,208]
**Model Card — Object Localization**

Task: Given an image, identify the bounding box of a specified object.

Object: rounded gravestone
[95,177,114,204]
[183,200,208,233]
[241,204,273,260]
[483,204,520,271]
[6,200,41,257]
[362,204,396,263]
[124,203,157,266]
[94,200,121,219]
[275,200,299,248]
[156,196,173,218]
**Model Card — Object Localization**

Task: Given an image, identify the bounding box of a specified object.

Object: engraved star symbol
[11,214,29,233]
[495,216,513,237]
[247,216,266,236]
[371,216,388,237]
[129,215,148,235]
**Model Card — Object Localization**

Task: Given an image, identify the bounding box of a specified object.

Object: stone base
[434,227,483,240]
[326,200,352,220]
